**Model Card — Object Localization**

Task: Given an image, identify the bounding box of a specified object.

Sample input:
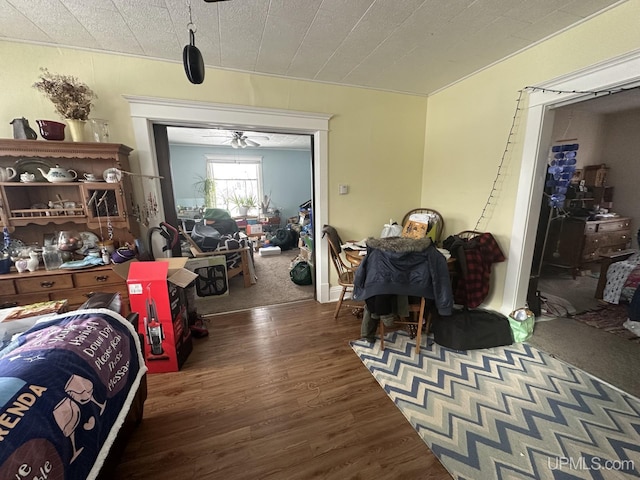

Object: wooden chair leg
[414,297,426,354]
[334,287,346,319]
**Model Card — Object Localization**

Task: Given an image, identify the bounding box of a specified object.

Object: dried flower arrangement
[32,68,97,121]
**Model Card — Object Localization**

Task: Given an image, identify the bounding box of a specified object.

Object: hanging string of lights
[472,83,640,232]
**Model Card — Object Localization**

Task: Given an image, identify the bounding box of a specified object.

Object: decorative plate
[14,158,55,182]
[79,231,99,249]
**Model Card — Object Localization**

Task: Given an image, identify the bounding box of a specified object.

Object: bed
[596,250,640,304]
[0,308,147,480]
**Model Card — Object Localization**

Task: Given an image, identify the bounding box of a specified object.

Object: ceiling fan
[204,130,269,148]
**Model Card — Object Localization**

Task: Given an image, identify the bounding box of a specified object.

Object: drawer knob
[40,281,55,288]
[95,275,109,282]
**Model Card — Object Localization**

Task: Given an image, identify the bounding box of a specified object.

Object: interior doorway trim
[502,49,640,314]
[124,95,333,303]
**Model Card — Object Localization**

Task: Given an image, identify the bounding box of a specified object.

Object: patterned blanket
[0,309,146,480]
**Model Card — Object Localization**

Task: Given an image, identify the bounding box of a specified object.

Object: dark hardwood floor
[114,300,451,479]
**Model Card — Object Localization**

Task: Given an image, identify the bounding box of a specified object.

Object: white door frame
[502,49,640,314]
[123,95,333,303]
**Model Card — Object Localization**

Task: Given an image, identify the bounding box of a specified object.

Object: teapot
[37,165,78,183]
[20,172,36,183]
[0,167,17,182]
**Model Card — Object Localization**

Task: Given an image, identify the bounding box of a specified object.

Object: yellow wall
[423,0,640,310]
[0,41,428,246]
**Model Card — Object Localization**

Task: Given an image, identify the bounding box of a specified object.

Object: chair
[379,297,432,354]
[322,225,363,318]
[401,208,445,245]
[457,230,482,240]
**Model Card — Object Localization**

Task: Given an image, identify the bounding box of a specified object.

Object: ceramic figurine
[27,251,39,272]
[15,258,28,273]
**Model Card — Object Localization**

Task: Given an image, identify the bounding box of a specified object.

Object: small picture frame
[571,168,583,184]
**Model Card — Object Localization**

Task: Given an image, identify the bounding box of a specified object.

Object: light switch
[339,184,349,195]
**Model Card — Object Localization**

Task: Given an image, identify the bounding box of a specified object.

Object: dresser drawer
[73,270,124,288]
[1,293,54,306]
[583,231,630,250]
[597,219,631,232]
[15,275,74,294]
[50,285,129,312]
[0,279,16,295]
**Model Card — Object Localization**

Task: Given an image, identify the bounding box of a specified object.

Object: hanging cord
[473,83,640,232]
[473,89,525,232]
[187,0,196,33]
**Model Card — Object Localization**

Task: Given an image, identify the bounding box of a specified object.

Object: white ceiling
[1,0,625,97]
[2,0,633,148]
[166,126,312,149]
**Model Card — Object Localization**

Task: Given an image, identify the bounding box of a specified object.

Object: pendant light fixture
[183,1,205,84]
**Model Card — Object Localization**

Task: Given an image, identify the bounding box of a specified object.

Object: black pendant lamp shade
[183,28,205,84]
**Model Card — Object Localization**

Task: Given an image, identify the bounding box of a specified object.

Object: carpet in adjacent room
[195,248,314,315]
[572,303,639,344]
[351,331,640,480]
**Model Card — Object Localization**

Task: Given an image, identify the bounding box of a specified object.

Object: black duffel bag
[432,308,513,351]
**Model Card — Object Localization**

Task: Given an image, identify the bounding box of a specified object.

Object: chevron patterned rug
[351,332,640,479]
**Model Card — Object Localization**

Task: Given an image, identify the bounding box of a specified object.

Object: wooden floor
[114,300,451,479]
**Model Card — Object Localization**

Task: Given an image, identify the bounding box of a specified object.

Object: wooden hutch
[0,139,140,311]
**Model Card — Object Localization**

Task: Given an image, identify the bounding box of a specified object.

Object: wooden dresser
[0,265,129,314]
[544,216,632,276]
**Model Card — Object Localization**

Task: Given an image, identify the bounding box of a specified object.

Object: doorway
[153,123,316,312]
[502,51,640,315]
[125,96,333,304]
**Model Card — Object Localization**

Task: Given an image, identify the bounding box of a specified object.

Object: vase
[66,119,86,142]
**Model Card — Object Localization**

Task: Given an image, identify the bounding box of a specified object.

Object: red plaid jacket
[454,232,505,308]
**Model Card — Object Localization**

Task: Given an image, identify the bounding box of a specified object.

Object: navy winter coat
[353,236,453,316]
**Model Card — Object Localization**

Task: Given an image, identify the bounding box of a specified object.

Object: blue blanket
[0,309,147,480]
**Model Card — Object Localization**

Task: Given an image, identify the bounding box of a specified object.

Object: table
[344,248,366,267]
[345,247,457,274]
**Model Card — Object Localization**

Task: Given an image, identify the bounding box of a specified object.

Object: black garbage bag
[191,223,221,251]
[269,228,298,251]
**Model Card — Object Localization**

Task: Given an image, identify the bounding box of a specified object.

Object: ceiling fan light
[239,138,247,148]
[231,138,239,148]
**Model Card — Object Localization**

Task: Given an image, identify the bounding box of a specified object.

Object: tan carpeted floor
[194,247,314,315]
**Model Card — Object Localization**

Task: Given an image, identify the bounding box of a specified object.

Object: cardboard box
[246,223,263,235]
[259,246,281,256]
[299,246,313,265]
[125,258,198,374]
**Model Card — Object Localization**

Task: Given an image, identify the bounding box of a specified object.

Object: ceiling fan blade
[244,138,260,147]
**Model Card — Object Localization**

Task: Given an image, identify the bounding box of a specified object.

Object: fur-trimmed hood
[366,236,432,252]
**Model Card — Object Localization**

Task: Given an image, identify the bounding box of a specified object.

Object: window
[206,155,262,216]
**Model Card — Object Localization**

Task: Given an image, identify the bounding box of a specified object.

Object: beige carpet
[195,248,314,315]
